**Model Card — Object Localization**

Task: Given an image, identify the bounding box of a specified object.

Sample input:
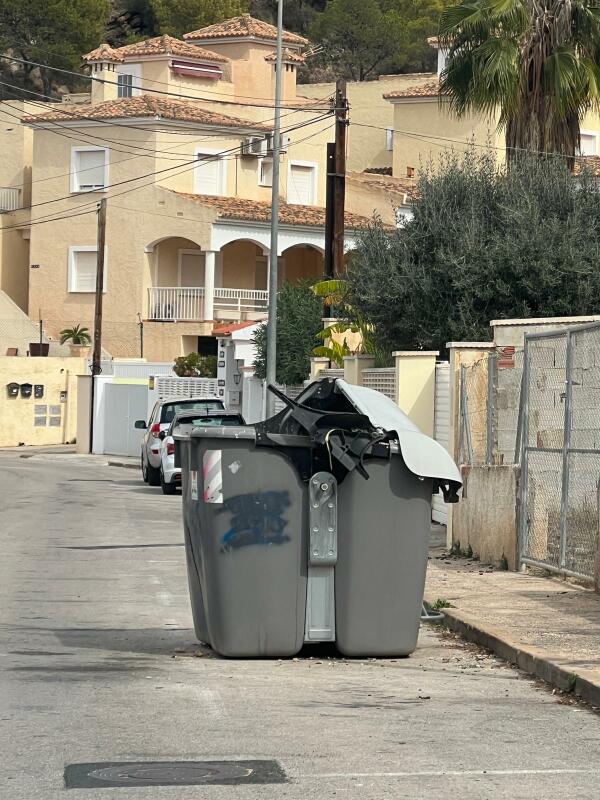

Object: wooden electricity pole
[89,197,107,453]
[332,77,348,276]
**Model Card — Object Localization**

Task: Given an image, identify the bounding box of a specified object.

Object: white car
[159,409,246,495]
[135,397,224,486]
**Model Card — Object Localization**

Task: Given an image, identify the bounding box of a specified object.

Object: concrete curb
[107,461,139,471]
[423,595,600,708]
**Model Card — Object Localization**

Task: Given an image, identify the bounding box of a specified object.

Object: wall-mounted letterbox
[6,382,19,398]
[20,383,33,398]
[34,384,44,399]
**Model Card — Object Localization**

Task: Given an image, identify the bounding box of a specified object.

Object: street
[1,451,600,800]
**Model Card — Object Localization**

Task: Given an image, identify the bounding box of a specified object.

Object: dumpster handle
[324,428,345,470]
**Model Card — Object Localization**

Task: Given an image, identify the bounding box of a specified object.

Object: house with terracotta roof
[0,15,376,360]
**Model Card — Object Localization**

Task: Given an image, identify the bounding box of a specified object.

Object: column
[204,250,216,321]
[343,354,375,386]
[393,351,439,438]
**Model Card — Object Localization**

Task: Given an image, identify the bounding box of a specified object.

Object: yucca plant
[59,324,92,345]
[439,0,600,163]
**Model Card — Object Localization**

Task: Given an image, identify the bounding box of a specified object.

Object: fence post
[393,351,438,437]
[559,331,574,571]
[343,354,375,386]
[486,352,497,465]
[310,357,330,380]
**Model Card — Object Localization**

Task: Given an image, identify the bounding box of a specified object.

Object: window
[116,63,142,97]
[194,150,226,196]
[386,128,394,151]
[259,158,273,187]
[288,161,317,205]
[70,147,108,192]
[578,132,598,156]
[68,246,107,293]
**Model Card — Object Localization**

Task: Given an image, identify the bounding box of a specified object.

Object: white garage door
[432,362,451,524]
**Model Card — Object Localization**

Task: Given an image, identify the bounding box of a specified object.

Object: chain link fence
[519,323,600,580]
[459,348,524,466]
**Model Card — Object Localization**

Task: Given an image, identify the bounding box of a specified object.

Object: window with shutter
[386,128,394,151]
[259,158,273,187]
[194,151,224,196]
[118,74,133,97]
[179,251,204,287]
[288,163,316,205]
[69,247,107,293]
[578,133,597,156]
[116,63,141,97]
[71,148,108,192]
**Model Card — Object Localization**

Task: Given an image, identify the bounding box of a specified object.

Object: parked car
[159,410,246,495]
[135,397,225,486]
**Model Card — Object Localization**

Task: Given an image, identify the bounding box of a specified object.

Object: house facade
[3,15,368,360]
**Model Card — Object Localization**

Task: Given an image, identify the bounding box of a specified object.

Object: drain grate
[64,760,287,788]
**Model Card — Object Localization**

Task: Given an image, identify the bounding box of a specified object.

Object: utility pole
[265,0,283,418]
[332,78,348,277]
[89,197,107,453]
[324,141,336,289]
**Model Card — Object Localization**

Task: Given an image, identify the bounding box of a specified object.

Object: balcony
[0,187,21,213]
[148,286,268,322]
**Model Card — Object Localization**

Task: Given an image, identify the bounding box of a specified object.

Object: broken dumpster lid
[301,378,462,501]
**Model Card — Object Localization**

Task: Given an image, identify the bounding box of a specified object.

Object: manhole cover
[64,760,287,788]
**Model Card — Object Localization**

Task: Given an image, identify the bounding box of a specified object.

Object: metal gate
[103,383,148,457]
[518,322,600,580]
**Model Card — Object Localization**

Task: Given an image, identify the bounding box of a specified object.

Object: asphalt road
[1,451,600,799]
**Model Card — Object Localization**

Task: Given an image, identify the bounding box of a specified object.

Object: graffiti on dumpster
[219,491,291,552]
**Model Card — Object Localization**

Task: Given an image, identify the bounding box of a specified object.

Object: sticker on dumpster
[190,470,198,501]
[218,491,291,552]
[203,450,223,504]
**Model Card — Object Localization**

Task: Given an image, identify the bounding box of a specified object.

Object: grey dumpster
[176,377,461,658]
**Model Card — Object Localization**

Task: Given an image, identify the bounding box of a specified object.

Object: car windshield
[169,415,244,434]
[160,399,223,424]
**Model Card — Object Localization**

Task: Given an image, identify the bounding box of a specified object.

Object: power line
[0,54,333,112]
[0,113,334,228]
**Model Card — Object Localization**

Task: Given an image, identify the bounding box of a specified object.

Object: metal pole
[559,332,574,570]
[137,312,144,358]
[89,198,107,454]
[265,0,284,419]
[486,352,496,465]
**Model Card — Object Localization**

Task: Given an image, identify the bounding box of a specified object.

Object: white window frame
[287,159,318,205]
[116,62,142,97]
[70,146,109,193]
[194,147,227,196]
[386,127,394,151]
[68,245,108,293]
[258,157,273,187]
[578,130,598,156]
[177,248,204,286]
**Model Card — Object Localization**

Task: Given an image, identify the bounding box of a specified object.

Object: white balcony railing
[148,286,269,322]
[0,187,21,213]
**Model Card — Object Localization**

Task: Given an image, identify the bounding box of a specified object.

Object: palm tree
[439,0,600,165]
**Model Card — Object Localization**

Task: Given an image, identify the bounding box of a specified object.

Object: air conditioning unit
[241,136,267,157]
[266,133,289,154]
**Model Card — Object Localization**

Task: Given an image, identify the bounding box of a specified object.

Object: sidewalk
[424,548,600,706]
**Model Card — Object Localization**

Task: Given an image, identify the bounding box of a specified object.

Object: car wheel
[161,469,177,495]
[141,454,149,483]
[147,462,161,487]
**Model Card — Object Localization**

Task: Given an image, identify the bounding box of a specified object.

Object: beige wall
[282,245,322,283]
[391,98,500,179]
[221,241,265,289]
[0,218,29,311]
[144,320,213,361]
[453,464,519,569]
[395,351,438,437]
[297,74,433,173]
[0,100,34,206]
[0,356,85,446]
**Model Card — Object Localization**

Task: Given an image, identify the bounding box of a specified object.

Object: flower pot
[29,342,49,357]
[69,344,91,358]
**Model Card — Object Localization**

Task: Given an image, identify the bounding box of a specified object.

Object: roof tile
[175,192,369,228]
[113,35,228,62]
[384,78,439,100]
[264,48,306,64]
[83,43,125,63]
[184,14,307,46]
[22,94,268,129]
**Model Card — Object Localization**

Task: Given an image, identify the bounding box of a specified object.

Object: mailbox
[34,384,44,399]
[6,382,19,398]
[20,383,33,398]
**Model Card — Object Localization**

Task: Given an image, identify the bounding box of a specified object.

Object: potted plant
[60,324,92,357]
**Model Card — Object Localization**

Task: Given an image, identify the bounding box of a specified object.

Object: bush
[347,148,600,353]
[173,353,217,377]
[253,280,324,384]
